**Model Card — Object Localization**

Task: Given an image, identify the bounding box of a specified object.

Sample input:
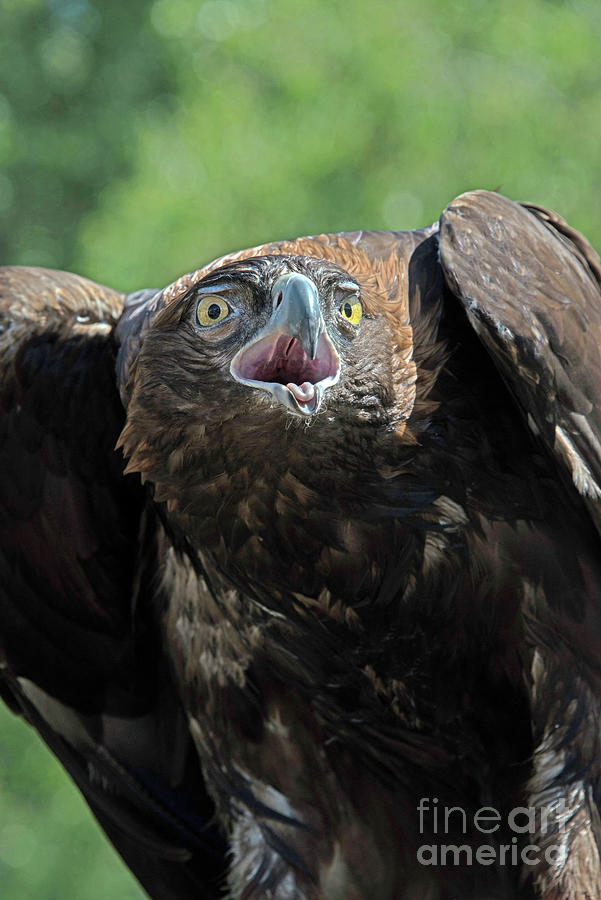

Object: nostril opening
[275,291,283,308]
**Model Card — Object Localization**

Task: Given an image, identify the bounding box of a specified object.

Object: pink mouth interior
[233,333,338,390]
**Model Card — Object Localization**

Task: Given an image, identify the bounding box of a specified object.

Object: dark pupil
[343,302,353,318]
[207,303,222,320]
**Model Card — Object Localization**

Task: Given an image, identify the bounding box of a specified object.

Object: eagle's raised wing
[439,190,601,530]
[439,193,601,897]
[438,191,601,669]
[0,267,226,899]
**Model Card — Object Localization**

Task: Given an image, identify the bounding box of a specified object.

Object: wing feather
[0,266,141,705]
[438,190,601,533]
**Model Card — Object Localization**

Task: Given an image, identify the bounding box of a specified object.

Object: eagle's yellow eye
[196,296,230,327]
[339,298,363,326]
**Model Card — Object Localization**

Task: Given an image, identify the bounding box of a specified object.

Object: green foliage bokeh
[0,0,600,897]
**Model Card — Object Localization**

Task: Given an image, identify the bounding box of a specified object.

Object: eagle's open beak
[230,273,340,416]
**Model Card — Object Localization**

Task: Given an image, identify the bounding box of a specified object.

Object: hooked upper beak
[230,272,340,417]
[269,273,322,359]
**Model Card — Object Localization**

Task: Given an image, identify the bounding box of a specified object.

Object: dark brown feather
[439,191,601,898]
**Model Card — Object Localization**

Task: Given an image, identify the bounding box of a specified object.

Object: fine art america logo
[417,797,565,868]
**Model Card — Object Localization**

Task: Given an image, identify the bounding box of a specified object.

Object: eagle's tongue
[287,382,316,404]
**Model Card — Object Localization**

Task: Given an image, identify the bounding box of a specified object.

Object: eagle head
[116,243,423,553]
[199,256,357,418]
[118,249,416,430]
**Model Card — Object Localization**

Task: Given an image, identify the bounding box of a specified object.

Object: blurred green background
[0,0,600,896]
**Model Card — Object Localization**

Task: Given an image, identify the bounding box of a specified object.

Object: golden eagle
[1,190,601,899]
